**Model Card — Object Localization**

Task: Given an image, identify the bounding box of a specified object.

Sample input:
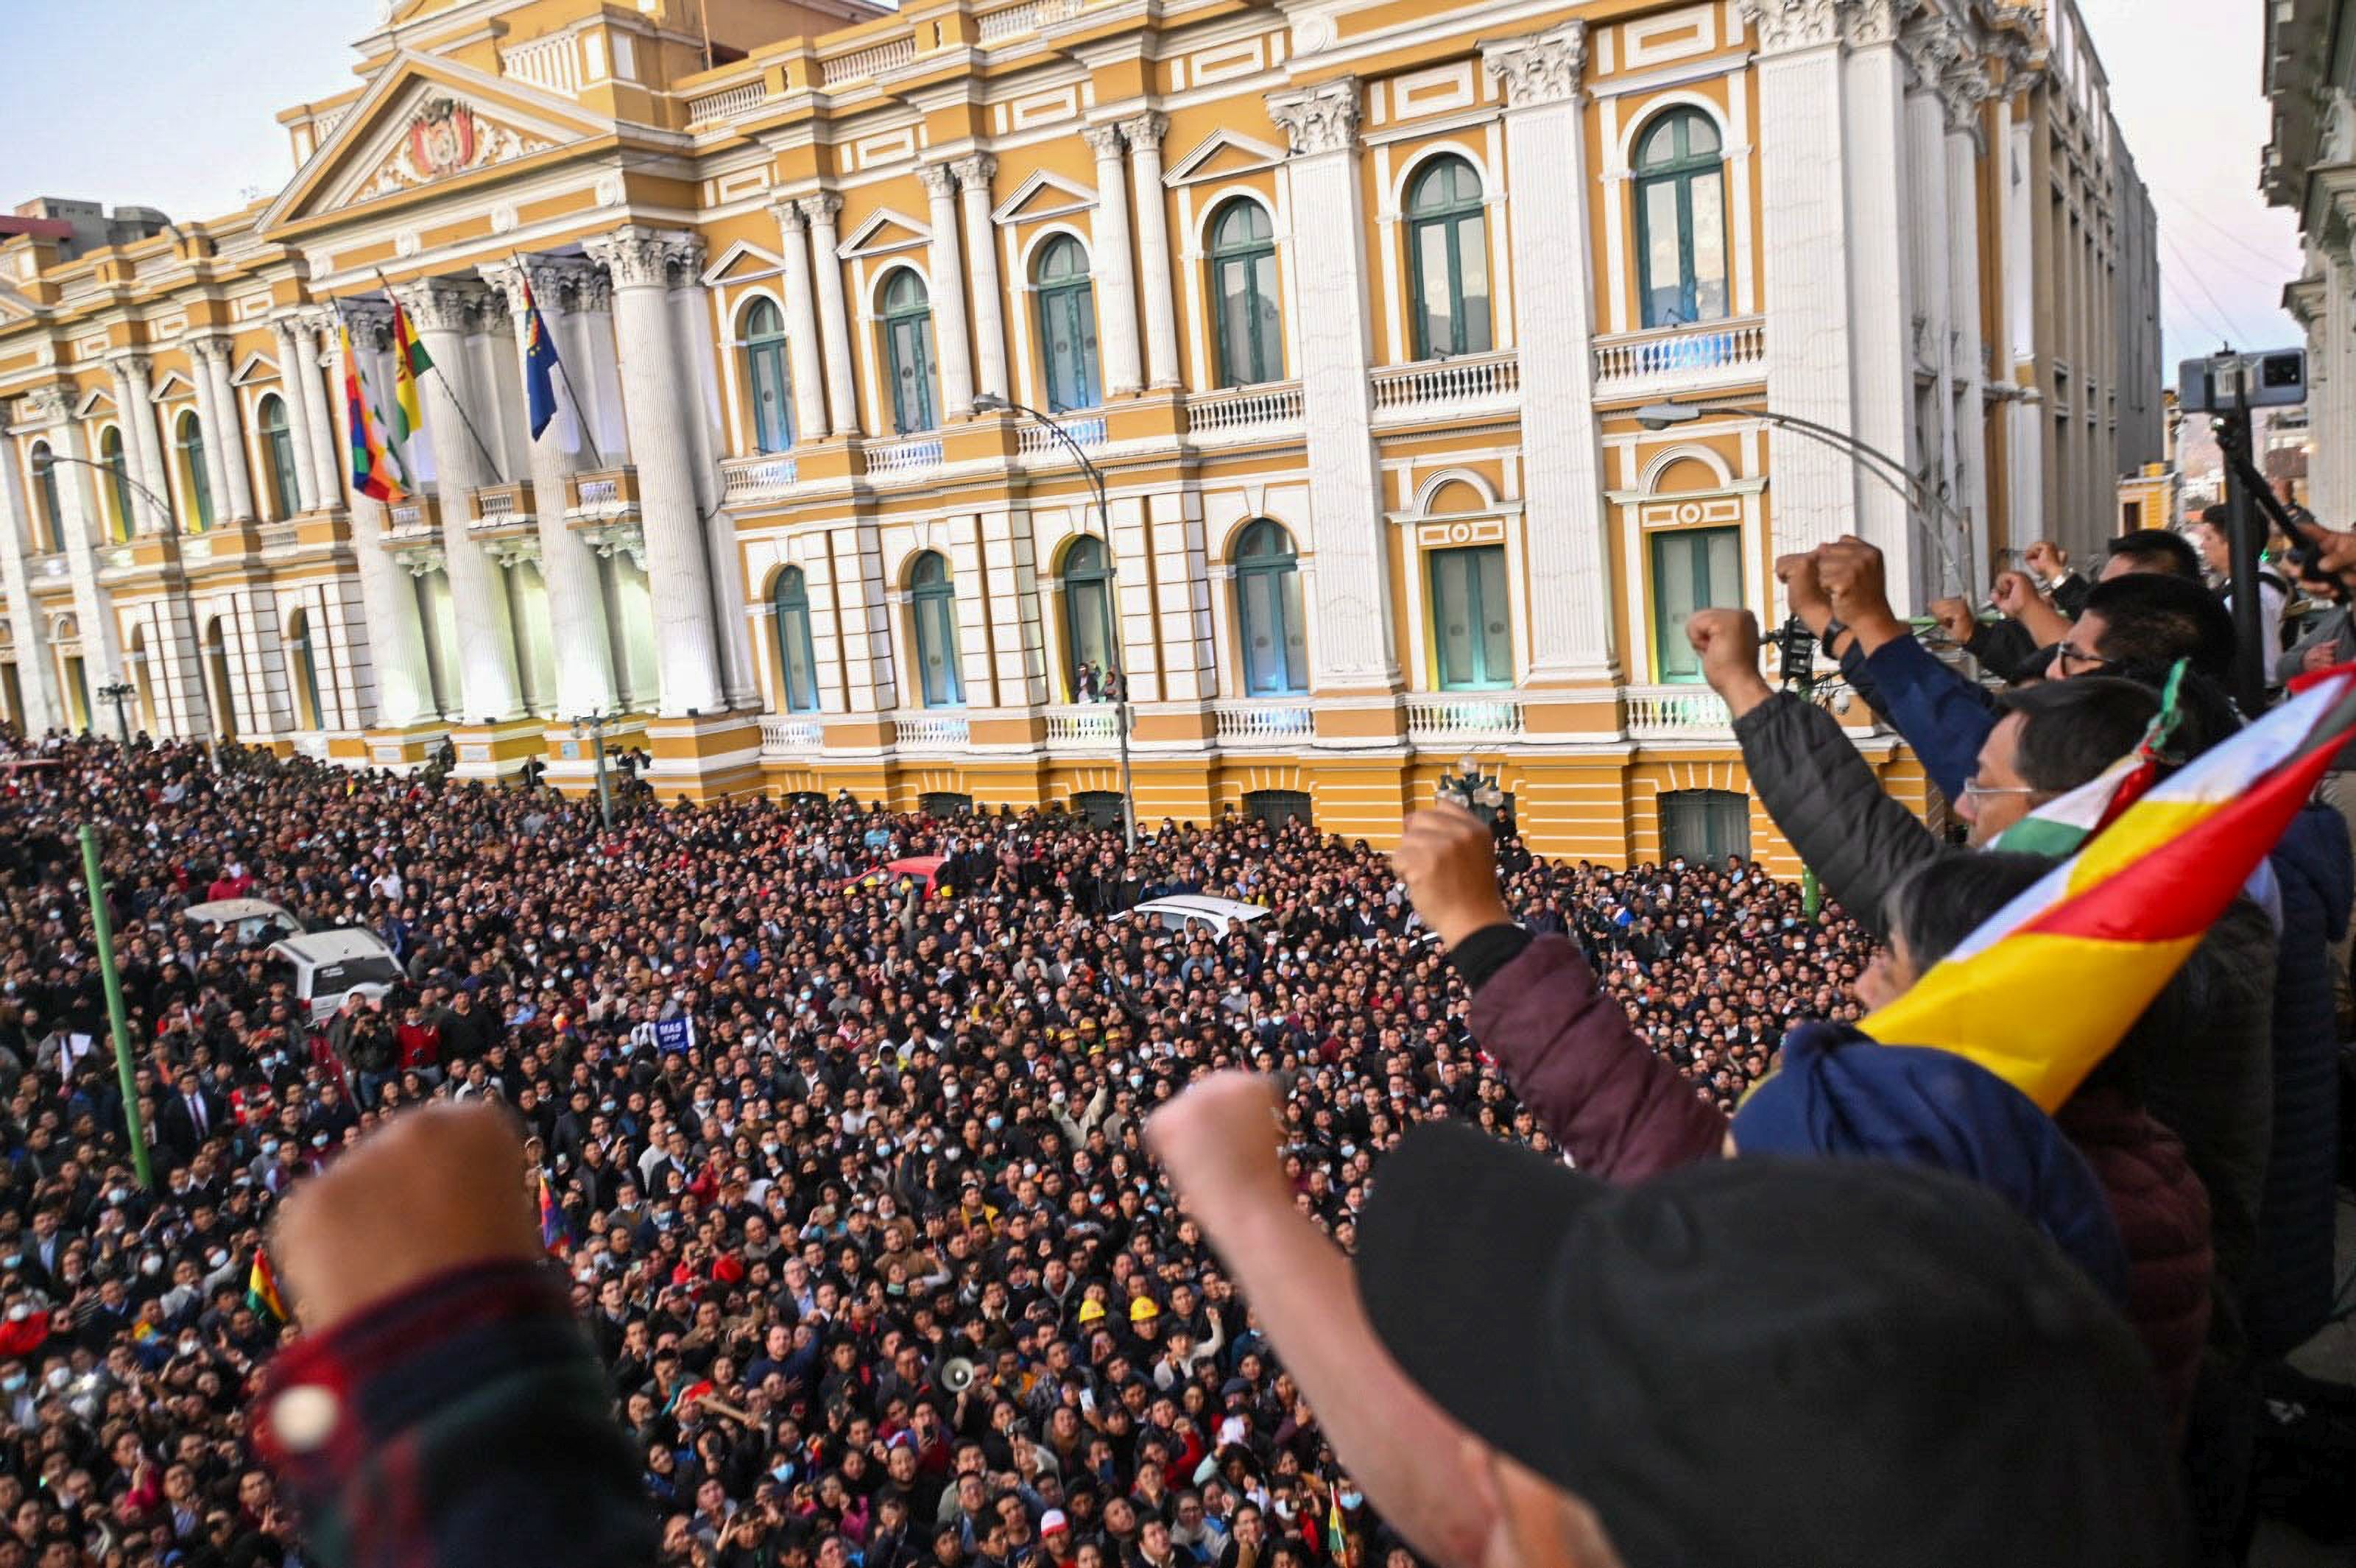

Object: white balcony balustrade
[1213,699,1316,746]
[1405,695,1525,744]
[1623,685,1733,739]
[1369,351,1521,425]
[1592,320,1766,395]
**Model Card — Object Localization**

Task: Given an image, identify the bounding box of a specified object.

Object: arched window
[772,567,819,713]
[27,442,64,553]
[99,428,134,540]
[258,394,301,520]
[175,411,214,533]
[1209,199,1283,388]
[1034,236,1101,412]
[286,607,324,730]
[741,297,793,453]
[1232,519,1307,696]
[881,271,939,434]
[1634,109,1729,328]
[1406,155,1492,359]
[1059,535,1115,696]
[1428,543,1512,690]
[909,551,963,707]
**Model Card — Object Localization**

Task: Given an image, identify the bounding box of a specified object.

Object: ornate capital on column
[1266,79,1359,157]
[188,333,236,370]
[582,226,704,291]
[1079,121,1126,160]
[1737,0,1844,54]
[1844,0,1911,49]
[770,197,808,234]
[389,278,493,335]
[105,352,155,395]
[795,191,844,230]
[916,161,959,200]
[950,154,998,194]
[482,255,607,317]
[15,385,69,429]
[1118,110,1169,152]
[1481,23,1587,107]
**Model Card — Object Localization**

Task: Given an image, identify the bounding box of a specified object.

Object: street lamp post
[96,680,135,747]
[1634,400,1974,598]
[29,453,175,534]
[1438,755,1507,827]
[571,711,616,831]
[971,392,1138,855]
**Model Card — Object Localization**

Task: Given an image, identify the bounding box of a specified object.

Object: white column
[292,314,345,507]
[109,356,174,536]
[919,164,978,418]
[1484,25,1615,682]
[184,344,237,528]
[1841,12,1920,601]
[196,337,258,522]
[269,320,324,513]
[1266,78,1397,693]
[484,257,618,721]
[1121,113,1182,389]
[1944,107,1992,592]
[583,226,727,716]
[327,315,433,727]
[800,194,863,437]
[52,420,129,711]
[954,156,1009,404]
[1903,71,1958,589]
[1082,123,1146,398]
[771,201,834,443]
[0,412,63,732]
[392,280,525,721]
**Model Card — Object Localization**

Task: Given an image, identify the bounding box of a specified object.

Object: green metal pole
[79,824,152,1190]
[1802,866,1822,922]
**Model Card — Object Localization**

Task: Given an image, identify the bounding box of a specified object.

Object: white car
[1131,895,1272,938]
[267,929,404,1023]
[184,897,305,944]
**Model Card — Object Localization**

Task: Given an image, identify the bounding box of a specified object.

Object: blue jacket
[1838,632,1997,802]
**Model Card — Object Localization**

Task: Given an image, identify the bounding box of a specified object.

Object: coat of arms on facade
[353,95,555,201]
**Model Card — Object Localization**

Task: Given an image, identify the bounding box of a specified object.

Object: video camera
[2178,349,2307,414]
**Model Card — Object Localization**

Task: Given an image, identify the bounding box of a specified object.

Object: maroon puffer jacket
[1467,934,2212,1434]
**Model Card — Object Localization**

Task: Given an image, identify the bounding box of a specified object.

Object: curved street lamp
[971,392,1138,855]
[29,452,174,534]
[1634,400,1972,598]
[96,680,136,747]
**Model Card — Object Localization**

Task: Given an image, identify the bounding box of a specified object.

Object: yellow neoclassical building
[0,0,2156,866]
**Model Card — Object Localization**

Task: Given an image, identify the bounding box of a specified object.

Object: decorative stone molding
[915,162,959,199]
[795,191,844,227]
[14,386,69,428]
[188,333,237,368]
[1118,110,1169,151]
[1900,13,1995,134]
[577,519,646,571]
[484,534,543,569]
[105,350,155,384]
[1482,22,1587,108]
[583,226,704,291]
[1266,79,1359,158]
[389,279,493,335]
[949,154,998,193]
[1844,0,1909,49]
[1737,0,1844,54]
[1079,122,1127,158]
[770,197,808,235]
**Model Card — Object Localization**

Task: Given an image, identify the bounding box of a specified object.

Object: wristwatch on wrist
[1819,618,1848,659]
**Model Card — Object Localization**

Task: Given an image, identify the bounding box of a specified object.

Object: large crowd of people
[0,724,1869,1568]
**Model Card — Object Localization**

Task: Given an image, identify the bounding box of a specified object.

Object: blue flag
[521,275,562,439]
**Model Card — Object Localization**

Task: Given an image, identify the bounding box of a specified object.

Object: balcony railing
[894,713,970,749]
[1369,351,1521,424]
[976,0,1089,41]
[686,79,768,123]
[25,551,70,582]
[722,453,800,503]
[566,467,640,521]
[1018,415,1106,459]
[1213,699,1316,746]
[1406,695,1525,744]
[468,481,535,531]
[501,32,582,96]
[290,732,331,761]
[1623,684,1732,739]
[820,33,917,87]
[385,494,442,540]
[759,714,825,755]
[1185,382,1304,443]
[1043,704,1120,748]
[1590,319,1766,395]
[867,436,945,477]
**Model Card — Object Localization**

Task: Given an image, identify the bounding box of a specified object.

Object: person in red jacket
[394,1003,445,1087]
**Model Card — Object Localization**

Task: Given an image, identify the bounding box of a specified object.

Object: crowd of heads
[0,733,1872,1568]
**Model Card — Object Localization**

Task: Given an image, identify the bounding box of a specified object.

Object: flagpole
[509,253,606,471]
[375,268,507,484]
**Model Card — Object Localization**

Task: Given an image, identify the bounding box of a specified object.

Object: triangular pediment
[260,51,610,233]
[149,370,198,402]
[837,208,931,260]
[1164,130,1287,187]
[74,386,116,420]
[990,170,1097,226]
[0,282,40,323]
[230,350,279,386]
[701,240,787,286]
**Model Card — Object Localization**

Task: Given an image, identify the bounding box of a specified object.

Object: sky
[0,0,2308,372]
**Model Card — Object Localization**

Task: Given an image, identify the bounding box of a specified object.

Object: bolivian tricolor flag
[1864,665,2356,1110]
[247,1247,287,1324]
[389,298,432,457]
[340,322,406,504]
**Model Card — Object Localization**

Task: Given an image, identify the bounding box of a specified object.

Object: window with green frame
[741,297,794,453]
[772,567,820,713]
[1034,236,1101,413]
[100,428,134,540]
[1405,155,1492,359]
[1650,526,1742,682]
[1634,109,1730,329]
[175,411,214,533]
[1232,518,1307,696]
[1209,199,1283,387]
[909,551,963,707]
[258,395,302,520]
[881,270,939,434]
[1428,543,1512,690]
[1059,535,1115,693]
[27,442,64,553]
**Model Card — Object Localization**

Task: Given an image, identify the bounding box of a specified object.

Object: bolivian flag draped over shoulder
[340,322,405,504]
[1863,666,2356,1111]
